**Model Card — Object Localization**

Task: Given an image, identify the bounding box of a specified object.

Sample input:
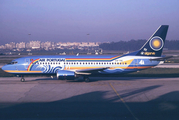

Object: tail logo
[149,36,164,51]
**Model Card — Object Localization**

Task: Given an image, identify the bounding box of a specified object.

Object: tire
[21,78,25,82]
[84,77,90,82]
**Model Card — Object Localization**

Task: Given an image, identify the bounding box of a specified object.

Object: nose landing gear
[20,76,25,82]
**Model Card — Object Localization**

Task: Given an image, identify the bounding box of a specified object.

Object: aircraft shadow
[32,72,179,82]
[0,85,179,120]
[33,76,167,83]
[67,76,173,82]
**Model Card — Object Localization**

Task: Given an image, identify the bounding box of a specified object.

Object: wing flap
[75,67,109,75]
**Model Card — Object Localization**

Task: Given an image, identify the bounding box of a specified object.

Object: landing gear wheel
[21,77,25,82]
[84,77,90,82]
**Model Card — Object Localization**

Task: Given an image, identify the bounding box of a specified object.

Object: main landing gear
[20,76,25,82]
[83,77,90,82]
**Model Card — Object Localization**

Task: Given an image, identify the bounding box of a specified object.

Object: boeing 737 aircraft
[2,25,170,82]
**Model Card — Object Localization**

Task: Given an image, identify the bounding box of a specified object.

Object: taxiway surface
[0,77,179,120]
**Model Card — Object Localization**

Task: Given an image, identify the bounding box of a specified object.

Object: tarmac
[0,77,179,120]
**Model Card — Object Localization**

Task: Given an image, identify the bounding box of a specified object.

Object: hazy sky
[0,0,179,45]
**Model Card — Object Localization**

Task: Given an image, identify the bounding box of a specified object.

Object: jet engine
[56,70,76,80]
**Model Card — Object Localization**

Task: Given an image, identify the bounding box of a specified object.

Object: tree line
[99,40,179,51]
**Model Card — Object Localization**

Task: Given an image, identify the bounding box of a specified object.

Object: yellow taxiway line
[109,83,139,120]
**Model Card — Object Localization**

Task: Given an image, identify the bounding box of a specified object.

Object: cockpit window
[7,61,18,65]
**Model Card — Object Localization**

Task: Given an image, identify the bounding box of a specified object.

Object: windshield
[7,61,18,65]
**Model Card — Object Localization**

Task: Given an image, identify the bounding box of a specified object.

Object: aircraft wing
[150,56,175,61]
[75,67,109,75]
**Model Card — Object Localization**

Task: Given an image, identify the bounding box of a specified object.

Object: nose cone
[1,64,17,74]
[1,65,7,71]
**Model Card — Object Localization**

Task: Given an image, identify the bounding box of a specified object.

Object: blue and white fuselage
[2,25,169,82]
[2,55,160,74]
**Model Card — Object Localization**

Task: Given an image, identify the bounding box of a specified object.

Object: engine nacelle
[57,70,76,80]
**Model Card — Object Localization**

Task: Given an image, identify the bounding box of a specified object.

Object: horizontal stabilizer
[150,56,174,61]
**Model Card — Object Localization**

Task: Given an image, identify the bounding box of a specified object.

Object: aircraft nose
[1,65,7,71]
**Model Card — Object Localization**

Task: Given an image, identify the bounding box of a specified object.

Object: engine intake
[57,70,76,80]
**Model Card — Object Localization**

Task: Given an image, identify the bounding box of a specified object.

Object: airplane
[2,25,170,82]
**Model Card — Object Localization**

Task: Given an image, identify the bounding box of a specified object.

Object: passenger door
[133,59,138,69]
[25,58,30,69]
[60,61,65,70]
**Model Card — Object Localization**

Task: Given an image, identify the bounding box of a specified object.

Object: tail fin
[136,25,169,57]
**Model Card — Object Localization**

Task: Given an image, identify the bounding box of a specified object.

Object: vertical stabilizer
[136,25,169,56]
